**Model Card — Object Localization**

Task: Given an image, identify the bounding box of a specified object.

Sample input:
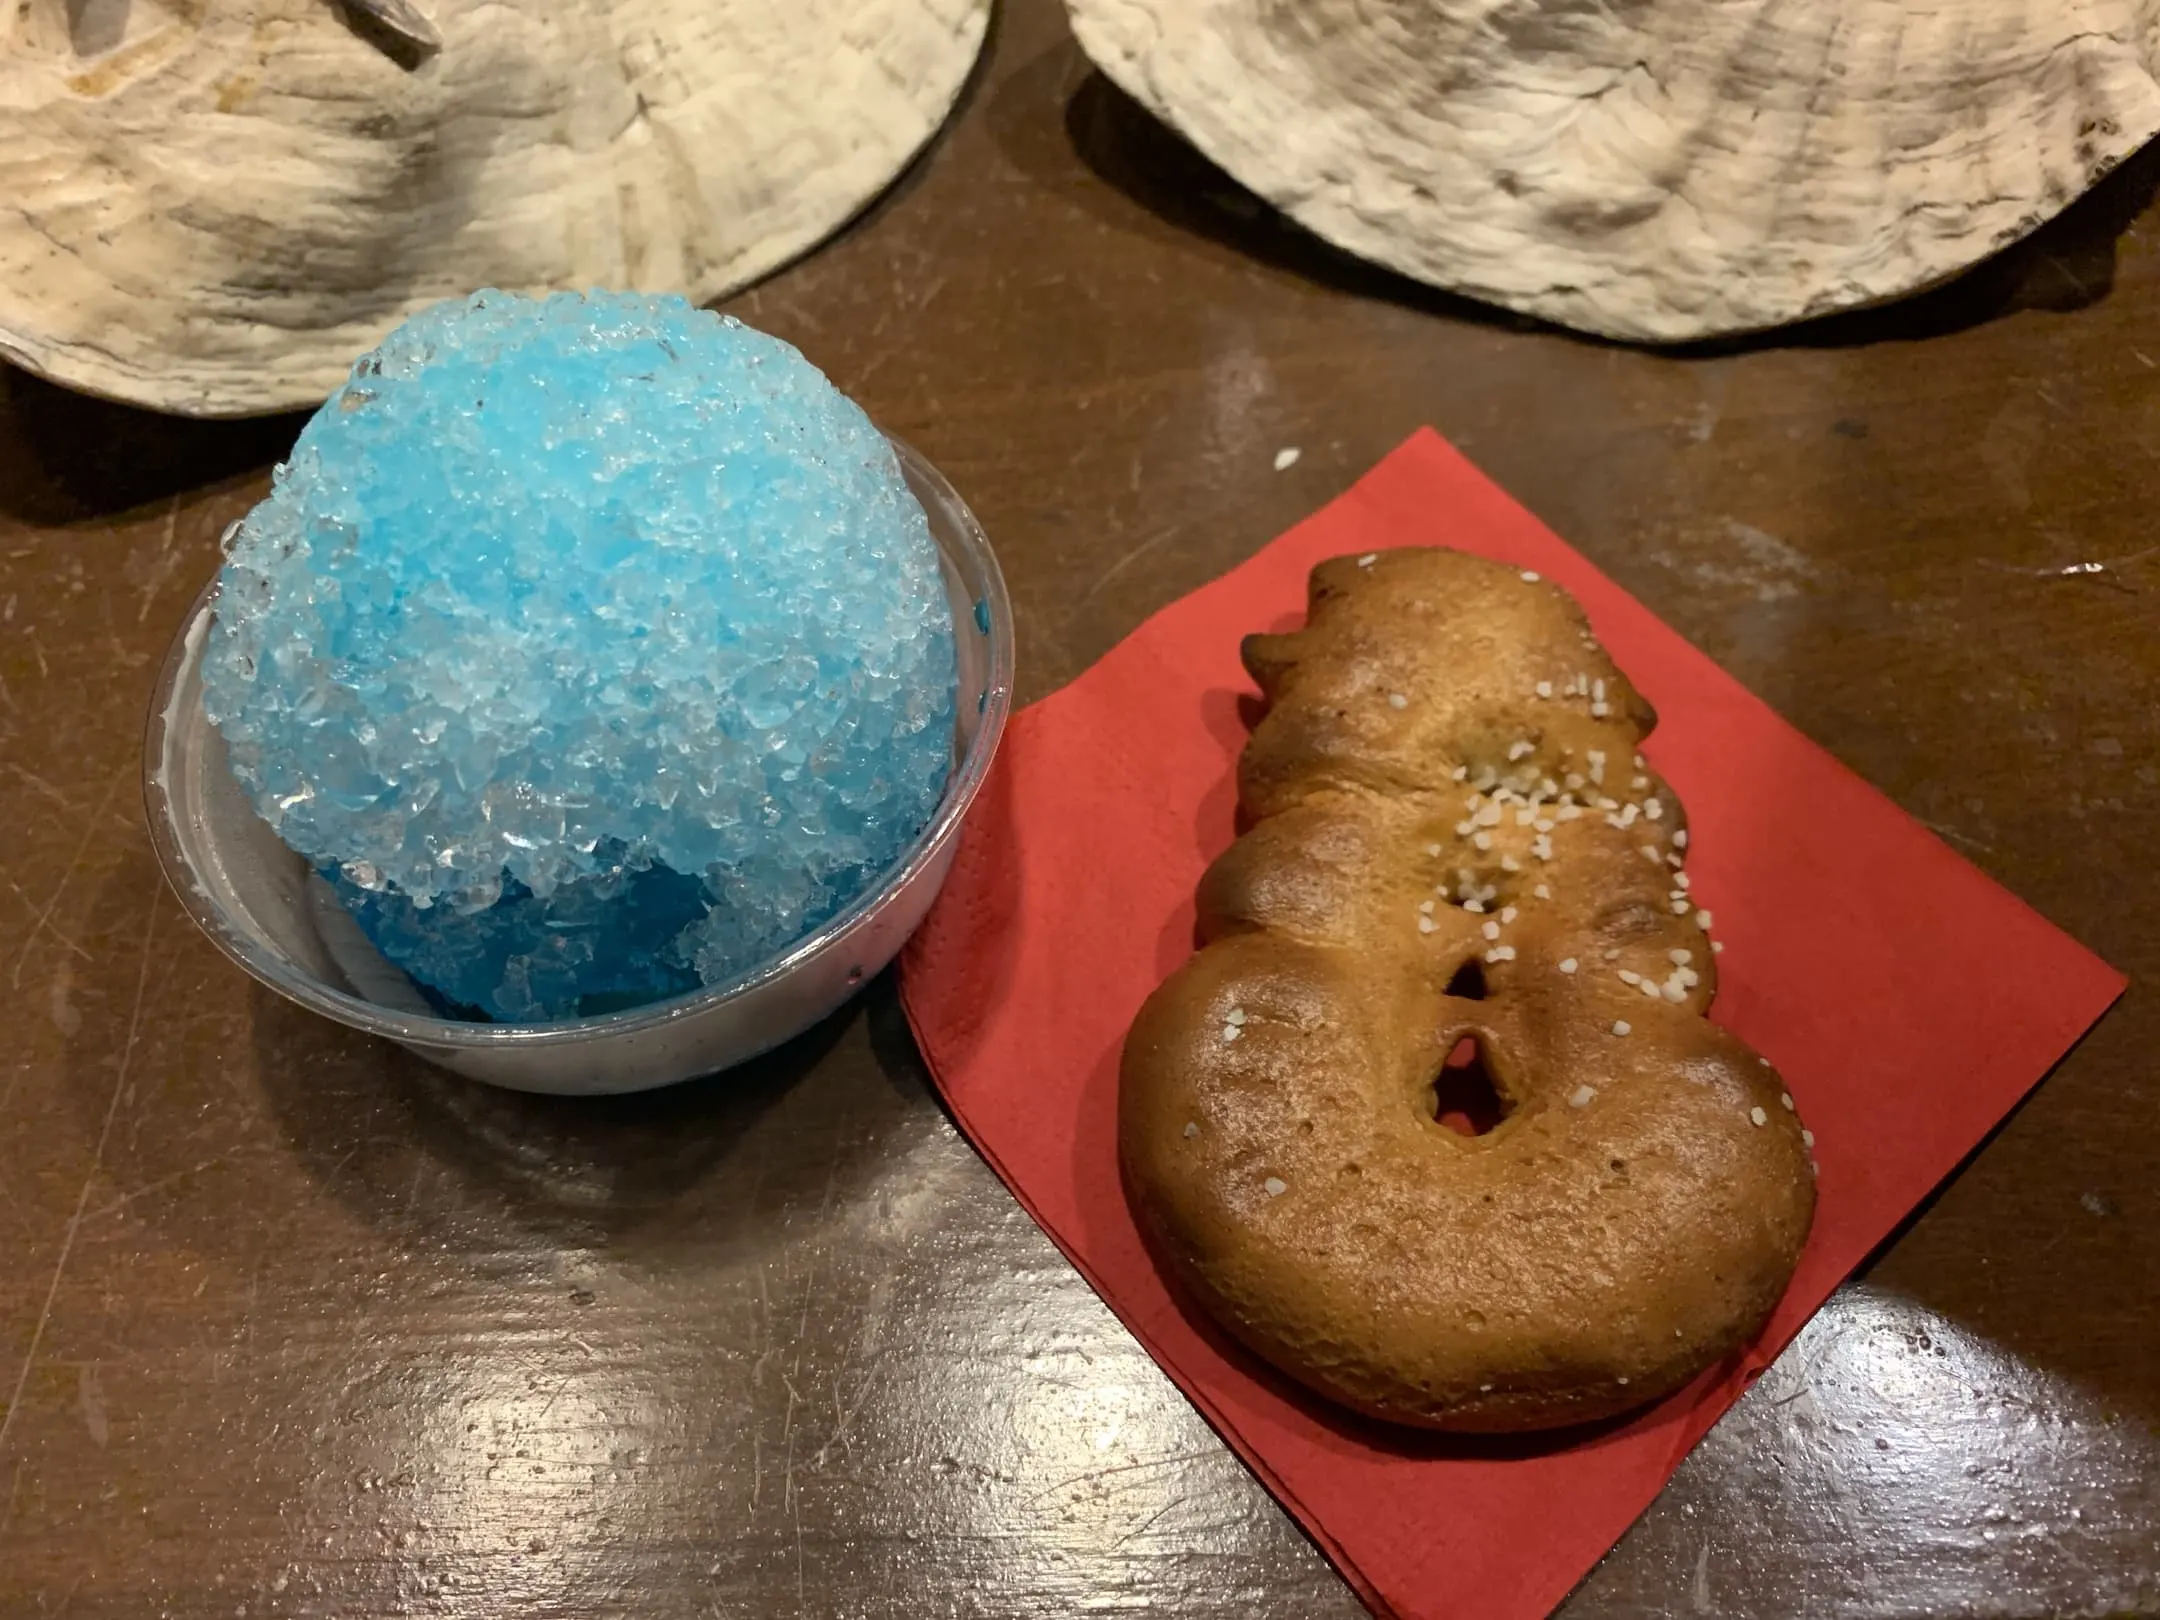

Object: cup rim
[142,433,1013,1050]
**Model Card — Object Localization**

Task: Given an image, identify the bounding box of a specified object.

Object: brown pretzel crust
[1120,548,1815,1432]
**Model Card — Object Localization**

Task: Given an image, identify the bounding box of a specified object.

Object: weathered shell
[0,0,989,416]
[1065,0,2160,342]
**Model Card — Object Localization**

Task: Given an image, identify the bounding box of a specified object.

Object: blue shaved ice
[201,289,957,1022]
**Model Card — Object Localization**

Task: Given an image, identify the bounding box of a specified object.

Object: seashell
[0,0,989,416]
[1065,0,2160,342]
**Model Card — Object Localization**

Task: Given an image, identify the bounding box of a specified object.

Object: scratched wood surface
[4,2,2159,1615]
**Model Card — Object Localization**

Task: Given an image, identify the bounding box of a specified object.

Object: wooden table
[5,2,2157,1612]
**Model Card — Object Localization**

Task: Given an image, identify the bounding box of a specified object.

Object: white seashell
[1065,0,2160,342]
[0,0,989,416]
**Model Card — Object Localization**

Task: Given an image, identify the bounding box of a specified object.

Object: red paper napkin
[898,428,2125,1620]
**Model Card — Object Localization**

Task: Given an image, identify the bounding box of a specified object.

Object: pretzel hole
[1429,1036,1510,1137]
[1443,957,1488,1001]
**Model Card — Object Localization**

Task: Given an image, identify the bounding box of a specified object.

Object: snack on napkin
[900,428,2125,1620]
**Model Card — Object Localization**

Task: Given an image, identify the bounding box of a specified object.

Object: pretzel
[1120,548,1815,1432]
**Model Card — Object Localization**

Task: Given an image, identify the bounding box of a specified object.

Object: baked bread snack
[1120,548,1816,1432]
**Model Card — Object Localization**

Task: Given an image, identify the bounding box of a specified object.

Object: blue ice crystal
[201,290,957,1022]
